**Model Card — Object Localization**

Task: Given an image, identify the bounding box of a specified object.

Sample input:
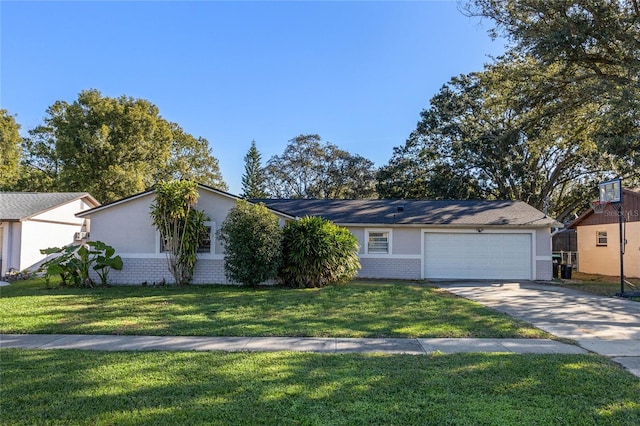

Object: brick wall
[536,259,553,281]
[358,257,422,280]
[97,257,232,285]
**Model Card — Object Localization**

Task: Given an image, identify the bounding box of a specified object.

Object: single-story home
[77,184,560,284]
[569,188,640,278]
[0,192,100,276]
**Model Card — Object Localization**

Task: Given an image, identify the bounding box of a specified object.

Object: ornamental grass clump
[279,216,360,288]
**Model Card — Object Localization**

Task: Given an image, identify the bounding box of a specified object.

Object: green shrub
[39,241,123,287]
[218,200,282,286]
[279,216,360,288]
[150,180,209,286]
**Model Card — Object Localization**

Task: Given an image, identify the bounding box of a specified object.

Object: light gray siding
[392,228,421,255]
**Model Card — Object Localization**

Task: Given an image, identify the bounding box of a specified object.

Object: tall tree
[465,0,640,170]
[377,64,622,222]
[264,134,377,199]
[0,110,22,190]
[240,140,268,198]
[161,123,227,190]
[23,89,226,202]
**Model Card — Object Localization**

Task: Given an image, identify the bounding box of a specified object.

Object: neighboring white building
[77,184,561,285]
[0,192,100,276]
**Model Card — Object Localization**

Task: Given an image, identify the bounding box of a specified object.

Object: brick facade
[99,257,232,285]
[358,257,422,280]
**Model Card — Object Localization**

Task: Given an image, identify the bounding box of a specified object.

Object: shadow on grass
[1,349,639,425]
[0,281,548,338]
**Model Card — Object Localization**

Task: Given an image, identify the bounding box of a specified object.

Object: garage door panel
[424,233,531,280]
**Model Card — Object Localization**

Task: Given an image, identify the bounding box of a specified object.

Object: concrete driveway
[437,281,640,378]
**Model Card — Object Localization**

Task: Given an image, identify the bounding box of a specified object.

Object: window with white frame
[197,226,212,253]
[366,230,390,254]
[159,223,213,254]
[596,231,608,246]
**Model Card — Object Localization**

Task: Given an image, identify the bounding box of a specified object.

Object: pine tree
[241,140,268,198]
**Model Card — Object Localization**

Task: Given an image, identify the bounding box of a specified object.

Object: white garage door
[424,233,532,280]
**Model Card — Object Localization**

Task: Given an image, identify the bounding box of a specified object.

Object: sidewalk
[1,333,586,355]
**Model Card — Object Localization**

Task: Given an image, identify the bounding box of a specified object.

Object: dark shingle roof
[252,199,561,227]
[0,192,98,221]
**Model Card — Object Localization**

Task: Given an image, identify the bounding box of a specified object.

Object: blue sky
[1,1,504,194]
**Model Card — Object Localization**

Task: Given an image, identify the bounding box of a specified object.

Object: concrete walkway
[0,333,585,355]
[437,281,640,378]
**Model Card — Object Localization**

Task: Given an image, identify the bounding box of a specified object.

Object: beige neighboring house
[569,188,640,278]
[77,184,561,285]
[0,192,100,276]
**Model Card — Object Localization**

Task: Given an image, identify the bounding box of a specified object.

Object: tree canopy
[21,89,226,202]
[377,1,639,221]
[466,0,640,172]
[0,109,22,190]
[264,134,377,199]
[376,60,628,221]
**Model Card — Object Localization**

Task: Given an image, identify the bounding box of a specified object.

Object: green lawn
[0,278,549,338]
[558,272,640,300]
[2,349,638,425]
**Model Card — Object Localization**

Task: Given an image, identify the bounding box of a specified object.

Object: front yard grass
[557,272,640,300]
[2,349,638,425]
[0,278,549,338]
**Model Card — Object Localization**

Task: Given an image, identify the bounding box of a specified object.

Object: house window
[197,226,212,253]
[596,231,608,246]
[160,225,213,254]
[367,230,390,254]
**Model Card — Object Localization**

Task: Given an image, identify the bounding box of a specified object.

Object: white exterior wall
[90,194,158,254]
[0,222,22,275]
[1,199,93,275]
[19,220,79,272]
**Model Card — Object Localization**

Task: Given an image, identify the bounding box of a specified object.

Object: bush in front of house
[39,241,123,287]
[279,216,360,288]
[218,200,282,286]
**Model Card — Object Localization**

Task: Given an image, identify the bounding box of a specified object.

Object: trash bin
[561,264,572,279]
[552,255,561,279]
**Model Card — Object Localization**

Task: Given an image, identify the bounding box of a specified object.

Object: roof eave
[334,222,561,228]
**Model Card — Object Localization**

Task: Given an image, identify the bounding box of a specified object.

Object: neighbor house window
[596,231,608,246]
[367,230,390,254]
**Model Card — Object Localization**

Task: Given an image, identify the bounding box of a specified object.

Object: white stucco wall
[89,194,158,255]
[0,198,94,275]
[19,220,80,272]
[0,222,22,275]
